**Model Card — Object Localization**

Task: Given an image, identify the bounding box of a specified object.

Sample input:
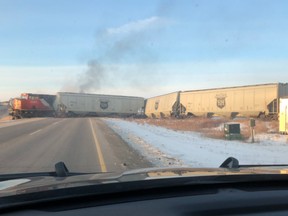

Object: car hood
[1,166,288,197]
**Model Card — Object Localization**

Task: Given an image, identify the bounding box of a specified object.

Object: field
[126,117,279,141]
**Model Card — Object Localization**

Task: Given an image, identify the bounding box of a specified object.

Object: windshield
[0,0,288,177]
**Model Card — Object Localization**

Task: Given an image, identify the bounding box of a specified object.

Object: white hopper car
[54,92,145,117]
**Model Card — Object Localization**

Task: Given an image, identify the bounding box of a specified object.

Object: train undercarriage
[10,109,55,119]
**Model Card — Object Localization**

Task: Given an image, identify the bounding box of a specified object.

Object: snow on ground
[104,118,288,168]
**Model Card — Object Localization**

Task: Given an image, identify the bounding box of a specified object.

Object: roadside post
[250,118,256,143]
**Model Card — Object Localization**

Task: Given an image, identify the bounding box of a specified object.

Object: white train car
[144,91,180,118]
[54,92,145,117]
[145,83,288,119]
[279,98,288,134]
[180,83,288,119]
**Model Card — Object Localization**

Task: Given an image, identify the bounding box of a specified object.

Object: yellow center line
[89,118,107,172]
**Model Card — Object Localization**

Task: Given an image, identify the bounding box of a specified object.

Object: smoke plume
[79,60,104,93]
[77,2,175,94]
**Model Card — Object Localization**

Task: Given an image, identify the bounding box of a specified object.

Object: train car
[9,93,56,118]
[54,92,145,117]
[144,91,181,118]
[279,98,288,134]
[180,83,288,119]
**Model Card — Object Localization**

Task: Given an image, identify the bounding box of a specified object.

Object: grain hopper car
[54,92,145,117]
[145,83,288,119]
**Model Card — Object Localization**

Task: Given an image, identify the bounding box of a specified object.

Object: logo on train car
[216,94,226,109]
[155,100,159,110]
[100,101,109,110]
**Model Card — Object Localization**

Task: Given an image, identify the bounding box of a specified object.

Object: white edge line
[29,129,42,136]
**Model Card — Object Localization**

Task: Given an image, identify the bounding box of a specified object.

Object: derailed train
[9,83,288,119]
[54,92,144,117]
[9,92,144,118]
[145,83,288,119]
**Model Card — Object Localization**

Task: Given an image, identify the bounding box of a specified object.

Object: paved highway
[0,118,152,174]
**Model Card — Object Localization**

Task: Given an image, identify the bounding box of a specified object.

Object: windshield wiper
[0,162,94,181]
[2,158,288,182]
[220,157,288,169]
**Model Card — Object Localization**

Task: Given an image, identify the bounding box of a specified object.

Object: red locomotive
[9,93,56,119]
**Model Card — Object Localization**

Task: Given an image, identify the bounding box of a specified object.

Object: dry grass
[130,118,227,132]
[127,117,279,141]
[235,119,279,139]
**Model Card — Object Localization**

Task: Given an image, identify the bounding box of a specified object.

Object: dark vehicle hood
[1,166,288,197]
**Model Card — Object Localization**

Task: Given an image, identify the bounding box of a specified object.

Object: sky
[0,0,288,101]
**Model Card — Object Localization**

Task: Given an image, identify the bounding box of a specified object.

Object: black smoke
[77,2,175,94]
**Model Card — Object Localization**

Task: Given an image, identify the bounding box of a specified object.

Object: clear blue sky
[1,0,288,100]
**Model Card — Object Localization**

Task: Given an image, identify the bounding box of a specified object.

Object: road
[0,118,152,174]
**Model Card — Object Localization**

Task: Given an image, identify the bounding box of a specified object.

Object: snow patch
[104,118,288,168]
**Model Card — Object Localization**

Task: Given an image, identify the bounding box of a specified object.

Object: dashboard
[3,179,288,216]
